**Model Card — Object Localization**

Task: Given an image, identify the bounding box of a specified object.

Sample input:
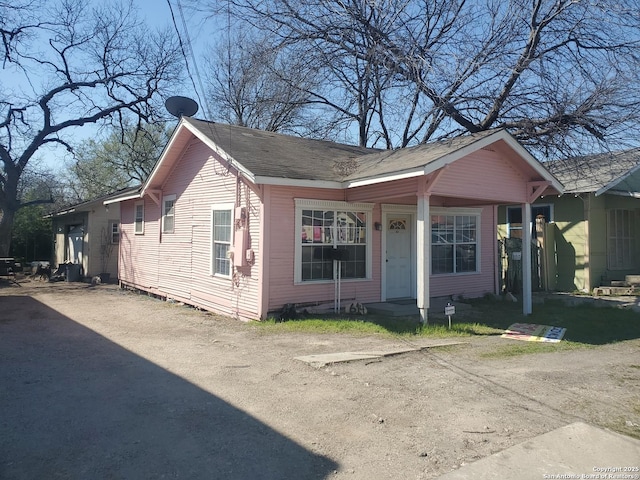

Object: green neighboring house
[499,148,640,293]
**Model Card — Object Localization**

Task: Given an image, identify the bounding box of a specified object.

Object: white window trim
[294,198,374,284]
[134,201,144,235]
[110,220,119,244]
[210,203,235,278]
[430,207,482,276]
[162,194,177,234]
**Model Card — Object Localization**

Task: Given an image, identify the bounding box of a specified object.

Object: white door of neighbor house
[386,215,412,299]
[67,225,83,264]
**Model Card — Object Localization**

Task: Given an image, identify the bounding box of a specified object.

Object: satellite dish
[165,96,199,118]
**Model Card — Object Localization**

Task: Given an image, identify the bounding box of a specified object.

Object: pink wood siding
[118,133,540,320]
[430,206,497,298]
[430,149,530,203]
[265,186,382,313]
[119,198,160,290]
[119,139,262,320]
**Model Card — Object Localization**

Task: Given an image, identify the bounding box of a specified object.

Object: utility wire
[166,0,211,119]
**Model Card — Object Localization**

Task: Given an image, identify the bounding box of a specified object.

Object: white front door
[386,215,412,299]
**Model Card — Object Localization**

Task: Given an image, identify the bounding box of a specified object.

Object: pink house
[106,117,562,321]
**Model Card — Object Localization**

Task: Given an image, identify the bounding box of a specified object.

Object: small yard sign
[444,303,455,329]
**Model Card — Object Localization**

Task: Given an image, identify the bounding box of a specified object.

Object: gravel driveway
[1,281,639,479]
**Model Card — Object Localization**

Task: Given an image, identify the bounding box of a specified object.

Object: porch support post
[417,192,431,323]
[522,202,532,315]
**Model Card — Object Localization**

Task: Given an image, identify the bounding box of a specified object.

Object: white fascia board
[598,189,640,198]
[343,168,425,188]
[253,176,343,189]
[499,133,565,193]
[595,162,640,197]
[421,130,564,193]
[183,121,257,184]
[343,130,564,193]
[103,192,142,205]
[141,120,184,196]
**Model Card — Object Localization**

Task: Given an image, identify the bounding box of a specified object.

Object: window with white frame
[134,201,144,234]
[296,199,372,282]
[431,211,480,274]
[507,205,553,238]
[162,194,176,233]
[110,221,119,244]
[212,205,233,277]
[608,209,635,270]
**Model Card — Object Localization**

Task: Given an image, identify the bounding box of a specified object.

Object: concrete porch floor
[365,297,472,317]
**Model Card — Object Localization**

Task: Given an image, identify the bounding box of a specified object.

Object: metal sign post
[444,302,455,329]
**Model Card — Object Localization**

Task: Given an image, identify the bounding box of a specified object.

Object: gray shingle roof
[184,118,379,182]
[184,118,505,183]
[546,148,640,194]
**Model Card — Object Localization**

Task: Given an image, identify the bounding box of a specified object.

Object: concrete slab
[435,422,640,480]
[295,341,465,367]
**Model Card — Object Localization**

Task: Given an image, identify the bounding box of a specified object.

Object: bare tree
[0,0,182,255]
[204,31,330,136]
[211,0,640,153]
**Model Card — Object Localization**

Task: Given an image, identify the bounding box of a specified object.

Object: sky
[4,0,213,173]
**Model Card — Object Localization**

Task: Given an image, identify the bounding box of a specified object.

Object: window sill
[294,277,372,286]
[431,271,481,277]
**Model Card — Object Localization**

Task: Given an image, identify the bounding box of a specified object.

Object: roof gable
[141,118,562,194]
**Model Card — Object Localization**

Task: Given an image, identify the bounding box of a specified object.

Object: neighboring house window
[162,194,176,233]
[507,205,553,238]
[431,211,480,274]
[212,205,233,277]
[608,209,635,270]
[110,221,119,244]
[295,199,373,282]
[134,201,144,234]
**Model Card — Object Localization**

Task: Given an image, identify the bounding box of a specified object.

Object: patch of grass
[466,298,640,345]
[479,341,587,358]
[253,297,640,357]
[253,316,404,336]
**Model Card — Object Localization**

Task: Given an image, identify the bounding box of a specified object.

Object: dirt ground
[1,280,639,479]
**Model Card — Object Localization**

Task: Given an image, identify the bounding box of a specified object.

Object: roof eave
[594,162,640,197]
[344,168,425,188]
[254,176,343,189]
[141,118,258,197]
[103,192,142,205]
[346,130,564,194]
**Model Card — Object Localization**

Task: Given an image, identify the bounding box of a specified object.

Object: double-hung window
[212,205,233,277]
[295,199,373,283]
[110,221,120,244]
[431,209,480,274]
[134,201,144,234]
[162,194,176,234]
